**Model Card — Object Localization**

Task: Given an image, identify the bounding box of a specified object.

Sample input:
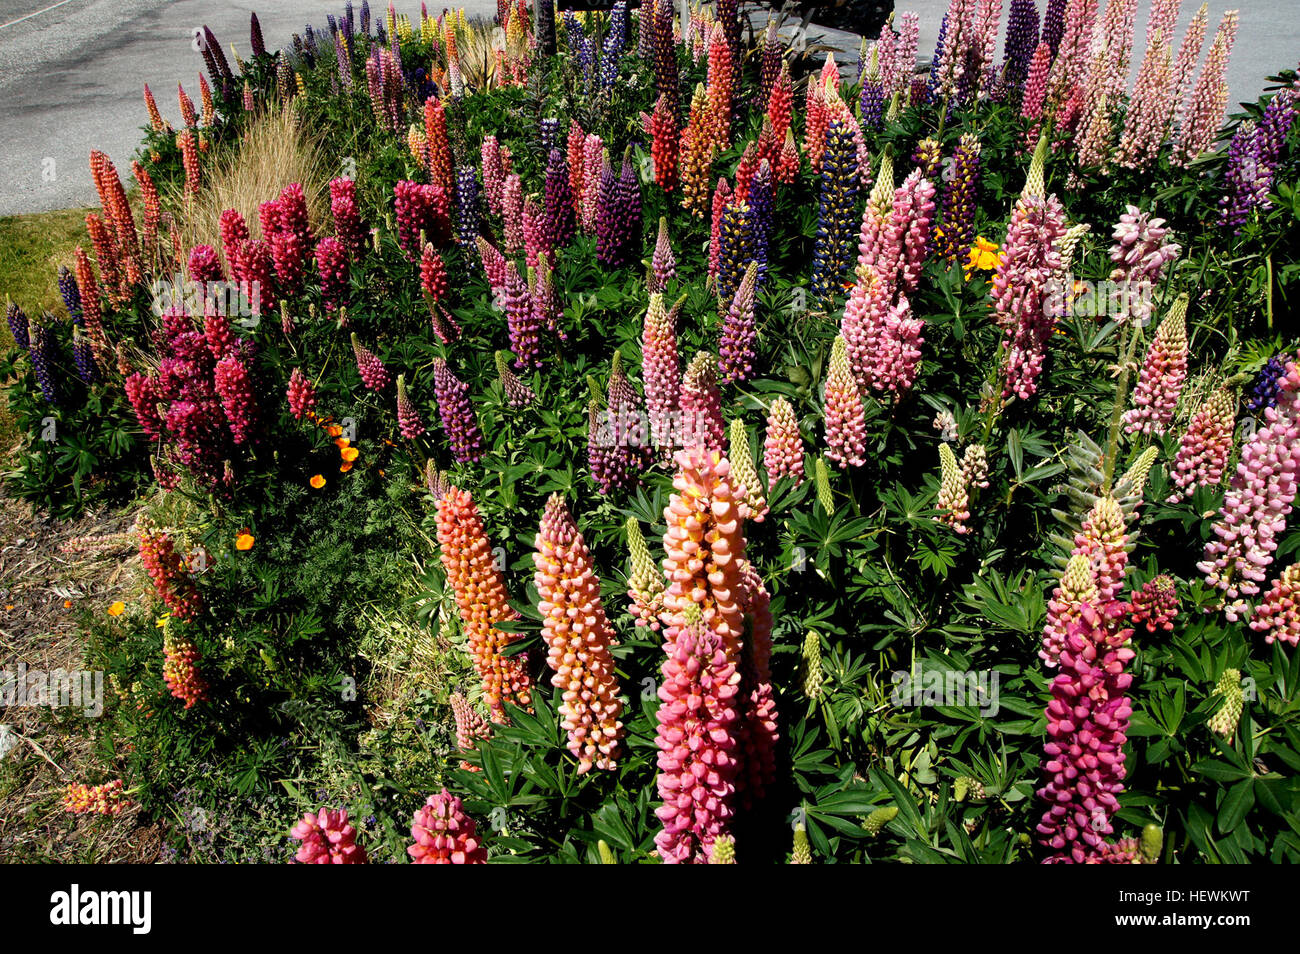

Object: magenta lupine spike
[396,374,426,439]
[1020,41,1053,146]
[1167,388,1235,501]
[450,691,491,771]
[350,333,389,391]
[202,312,235,360]
[1042,554,1099,667]
[234,238,276,315]
[1249,564,1300,647]
[679,352,726,454]
[1075,496,1130,603]
[315,236,349,311]
[994,190,1068,401]
[734,559,778,808]
[1123,298,1188,436]
[763,396,803,486]
[125,372,165,440]
[522,195,548,270]
[1198,357,1300,613]
[503,261,542,369]
[718,262,759,385]
[476,236,508,293]
[258,199,282,242]
[277,183,313,247]
[188,244,224,284]
[271,229,306,295]
[708,178,732,280]
[650,217,677,292]
[432,358,485,463]
[873,294,925,396]
[481,135,505,216]
[532,495,626,773]
[823,336,866,469]
[502,173,524,254]
[1036,601,1135,864]
[587,397,622,494]
[1130,574,1180,633]
[286,367,316,420]
[290,808,368,864]
[642,292,681,452]
[606,353,651,482]
[213,352,258,445]
[394,180,450,257]
[329,177,369,257]
[1107,206,1181,325]
[1174,10,1238,165]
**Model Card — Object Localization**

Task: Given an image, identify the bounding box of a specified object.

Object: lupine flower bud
[350,333,388,391]
[1042,554,1099,668]
[791,823,812,863]
[1167,388,1235,500]
[494,350,535,407]
[408,789,487,863]
[1249,563,1300,647]
[1130,574,1180,633]
[728,419,767,521]
[396,374,426,438]
[286,368,316,420]
[1124,297,1188,435]
[432,359,485,463]
[936,443,971,533]
[801,631,824,699]
[1036,601,1135,863]
[862,805,898,835]
[823,336,866,469]
[648,216,677,293]
[290,808,368,863]
[1207,668,1244,739]
[815,455,833,512]
[532,495,625,772]
[450,691,492,770]
[625,516,665,630]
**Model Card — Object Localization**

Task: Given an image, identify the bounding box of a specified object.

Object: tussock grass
[174,106,327,262]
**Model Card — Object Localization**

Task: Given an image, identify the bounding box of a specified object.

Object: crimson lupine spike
[419,243,449,301]
[476,236,508,292]
[395,180,450,257]
[258,199,282,240]
[679,352,726,454]
[532,495,625,773]
[396,374,426,439]
[350,333,389,391]
[203,312,234,360]
[315,237,349,311]
[408,789,487,863]
[1167,388,1235,501]
[424,97,453,193]
[1036,601,1135,864]
[329,177,369,257]
[188,245,224,284]
[763,396,803,486]
[1198,357,1300,614]
[125,373,164,439]
[271,230,306,295]
[219,209,250,276]
[1130,575,1180,633]
[823,336,866,469]
[286,368,316,420]
[1123,298,1188,436]
[213,352,258,445]
[718,261,758,384]
[432,358,485,464]
[289,808,368,864]
[277,183,314,247]
[645,93,679,191]
[450,691,492,771]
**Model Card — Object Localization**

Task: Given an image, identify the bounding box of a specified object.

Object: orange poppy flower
[334,437,350,449]
[310,474,326,489]
[340,461,354,473]
[235,532,255,551]
[341,446,359,463]
[326,424,343,438]
[107,601,126,616]
[64,600,72,609]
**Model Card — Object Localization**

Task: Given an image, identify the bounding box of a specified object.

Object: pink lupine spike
[823,336,866,469]
[1123,297,1188,436]
[763,396,804,486]
[408,789,487,863]
[350,333,389,391]
[1249,564,1300,647]
[396,374,426,439]
[290,808,368,864]
[679,352,726,453]
[1167,388,1235,501]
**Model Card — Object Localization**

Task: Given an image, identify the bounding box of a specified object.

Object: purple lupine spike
[57,266,82,324]
[396,374,426,439]
[250,12,266,58]
[719,262,759,385]
[432,358,485,463]
[544,148,576,249]
[649,217,677,292]
[361,0,370,35]
[748,160,774,292]
[596,152,631,268]
[936,134,982,261]
[454,167,482,249]
[7,301,30,351]
[539,117,560,157]
[29,316,61,405]
[614,149,644,266]
[72,328,99,385]
[1001,0,1041,107]
[587,396,620,494]
[1246,354,1288,414]
[716,201,757,316]
[504,261,543,369]
[606,351,651,483]
[1041,0,1067,58]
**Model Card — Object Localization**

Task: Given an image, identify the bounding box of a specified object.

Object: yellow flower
[235,532,255,551]
[107,601,126,617]
[310,474,325,489]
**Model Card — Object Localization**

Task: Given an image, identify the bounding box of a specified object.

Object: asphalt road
[0,1,1296,216]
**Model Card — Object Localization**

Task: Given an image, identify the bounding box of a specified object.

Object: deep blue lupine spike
[6,301,30,351]
[1245,355,1289,414]
[455,167,482,249]
[810,121,860,302]
[29,317,60,405]
[1001,0,1041,106]
[58,266,83,325]
[748,162,774,291]
[361,1,371,36]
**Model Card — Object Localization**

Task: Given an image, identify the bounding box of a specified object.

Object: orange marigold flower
[310,474,326,489]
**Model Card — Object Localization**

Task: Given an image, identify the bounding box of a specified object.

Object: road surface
[0,0,1295,215]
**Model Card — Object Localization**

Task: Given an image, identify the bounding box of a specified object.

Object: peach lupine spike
[1041,553,1099,668]
[532,495,625,773]
[823,335,867,469]
[763,396,804,487]
[408,789,487,864]
[435,487,532,717]
[450,691,492,771]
